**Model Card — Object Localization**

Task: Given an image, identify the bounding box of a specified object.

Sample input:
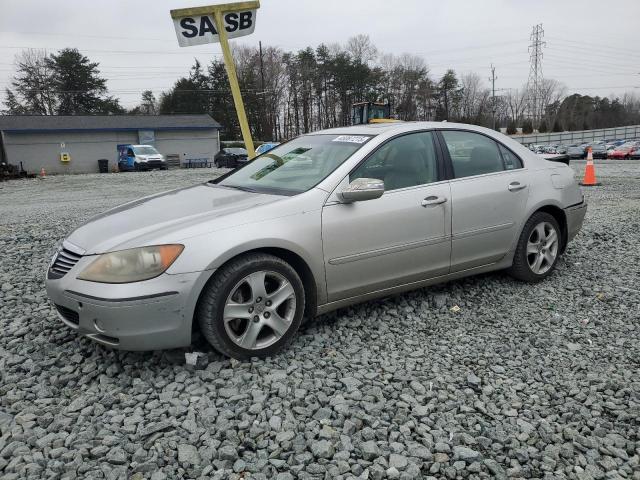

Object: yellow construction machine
[351,101,399,125]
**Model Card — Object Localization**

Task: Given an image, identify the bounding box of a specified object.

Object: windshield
[133,146,159,156]
[216,134,372,195]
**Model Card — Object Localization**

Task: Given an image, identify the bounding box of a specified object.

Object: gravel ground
[0,161,639,480]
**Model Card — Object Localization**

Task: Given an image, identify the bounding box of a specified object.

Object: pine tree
[552,119,563,132]
[538,120,548,133]
[46,48,121,114]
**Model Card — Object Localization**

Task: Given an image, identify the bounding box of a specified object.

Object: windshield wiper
[219,184,260,193]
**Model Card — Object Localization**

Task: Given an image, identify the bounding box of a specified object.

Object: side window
[441,130,505,179]
[498,144,523,170]
[350,132,438,191]
[127,148,135,157]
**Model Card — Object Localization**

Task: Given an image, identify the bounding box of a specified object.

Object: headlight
[77,244,184,283]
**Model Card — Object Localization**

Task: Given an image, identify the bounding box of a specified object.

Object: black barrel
[97,159,109,173]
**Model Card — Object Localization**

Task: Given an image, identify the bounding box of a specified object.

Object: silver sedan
[46,122,587,359]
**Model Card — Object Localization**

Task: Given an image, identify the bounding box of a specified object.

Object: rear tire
[508,212,562,283]
[196,253,305,360]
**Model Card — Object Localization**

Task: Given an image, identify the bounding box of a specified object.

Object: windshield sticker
[332,135,369,144]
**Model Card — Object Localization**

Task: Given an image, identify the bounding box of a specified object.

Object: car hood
[67,184,285,254]
[137,154,164,161]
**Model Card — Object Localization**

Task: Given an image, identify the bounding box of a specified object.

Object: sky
[0,0,638,109]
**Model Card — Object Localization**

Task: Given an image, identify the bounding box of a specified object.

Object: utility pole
[526,24,546,126]
[258,40,268,140]
[489,64,497,130]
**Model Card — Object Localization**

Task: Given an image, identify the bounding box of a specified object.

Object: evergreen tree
[538,120,548,133]
[552,119,563,132]
[46,48,122,114]
[437,70,460,120]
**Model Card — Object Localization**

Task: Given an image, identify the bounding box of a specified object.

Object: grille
[49,248,82,279]
[55,304,79,326]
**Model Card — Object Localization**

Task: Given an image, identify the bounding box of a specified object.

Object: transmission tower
[526,24,546,125]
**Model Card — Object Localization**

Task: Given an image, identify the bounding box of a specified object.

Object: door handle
[508,182,527,192]
[421,195,447,207]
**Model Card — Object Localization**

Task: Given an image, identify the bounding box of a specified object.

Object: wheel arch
[530,204,568,253]
[191,246,319,335]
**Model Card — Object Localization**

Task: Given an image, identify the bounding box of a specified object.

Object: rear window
[498,145,523,170]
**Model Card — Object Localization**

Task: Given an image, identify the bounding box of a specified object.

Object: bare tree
[345,34,378,64]
[458,72,489,121]
[504,87,528,123]
[538,78,566,126]
[3,49,57,115]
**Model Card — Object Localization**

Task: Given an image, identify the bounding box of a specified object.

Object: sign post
[170,1,259,157]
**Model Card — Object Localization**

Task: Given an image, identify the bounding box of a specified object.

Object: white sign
[332,135,370,144]
[173,10,257,47]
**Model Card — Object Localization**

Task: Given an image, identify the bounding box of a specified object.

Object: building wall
[154,129,219,166]
[3,128,220,174]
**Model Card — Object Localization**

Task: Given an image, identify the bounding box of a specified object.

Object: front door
[438,130,530,272]
[322,131,452,302]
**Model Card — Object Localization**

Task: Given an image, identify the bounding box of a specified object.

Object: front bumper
[565,200,587,243]
[45,253,211,350]
[137,160,167,170]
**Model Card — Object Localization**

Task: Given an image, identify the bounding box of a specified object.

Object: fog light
[94,319,105,332]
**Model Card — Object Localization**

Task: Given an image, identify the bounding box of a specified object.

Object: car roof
[310,121,499,136]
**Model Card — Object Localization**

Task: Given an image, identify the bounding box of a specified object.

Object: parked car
[608,142,640,159]
[118,144,167,172]
[255,142,281,156]
[214,148,249,168]
[555,145,568,154]
[46,122,586,359]
[589,143,608,159]
[567,144,587,159]
[630,148,640,159]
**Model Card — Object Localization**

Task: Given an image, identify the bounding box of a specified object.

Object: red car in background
[608,142,640,159]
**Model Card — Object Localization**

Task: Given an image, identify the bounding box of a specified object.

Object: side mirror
[338,177,384,203]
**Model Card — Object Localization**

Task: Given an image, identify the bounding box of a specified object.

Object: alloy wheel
[223,270,297,350]
[526,221,559,275]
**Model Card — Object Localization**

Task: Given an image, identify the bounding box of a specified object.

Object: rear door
[437,130,529,272]
[322,131,451,302]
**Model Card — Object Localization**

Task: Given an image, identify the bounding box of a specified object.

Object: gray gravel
[1,161,639,479]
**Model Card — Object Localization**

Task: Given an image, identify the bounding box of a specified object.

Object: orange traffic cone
[39,167,46,178]
[580,147,600,186]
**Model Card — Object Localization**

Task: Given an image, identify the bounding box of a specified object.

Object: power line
[0,45,224,56]
[0,30,175,43]
[546,36,640,57]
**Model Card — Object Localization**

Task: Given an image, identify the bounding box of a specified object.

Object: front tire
[508,212,561,283]
[196,253,305,359]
